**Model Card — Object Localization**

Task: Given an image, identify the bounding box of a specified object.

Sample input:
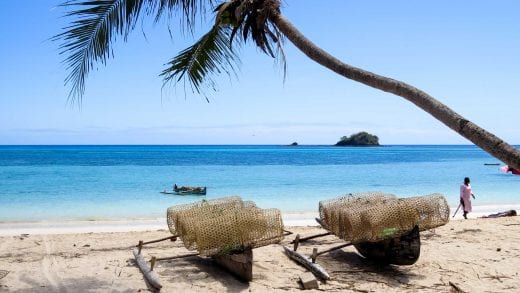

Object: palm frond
[54,0,146,102]
[223,0,286,78]
[161,24,240,96]
[55,0,215,103]
[152,0,216,27]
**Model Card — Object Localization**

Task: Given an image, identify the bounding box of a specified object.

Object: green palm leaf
[54,0,215,103]
[153,0,214,27]
[54,0,146,102]
[161,24,240,97]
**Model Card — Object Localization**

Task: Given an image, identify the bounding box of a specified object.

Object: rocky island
[335,132,379,146]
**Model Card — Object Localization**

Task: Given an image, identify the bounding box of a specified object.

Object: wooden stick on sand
[283,246,330,280]
[133,249,162,290]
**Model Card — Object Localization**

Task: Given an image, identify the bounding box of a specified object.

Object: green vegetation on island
[336,132,379,146]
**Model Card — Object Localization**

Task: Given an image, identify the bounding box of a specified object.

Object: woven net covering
[319,192,397,238]
[400,193,450,231]
[166,196,284,256]
[319,192,450,243]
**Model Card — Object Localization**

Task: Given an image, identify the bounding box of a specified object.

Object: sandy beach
[1,215,519,292]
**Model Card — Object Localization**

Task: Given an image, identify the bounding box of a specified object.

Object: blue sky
[1,0,519,145]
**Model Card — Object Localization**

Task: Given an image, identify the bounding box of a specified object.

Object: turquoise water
[0,145,518,221]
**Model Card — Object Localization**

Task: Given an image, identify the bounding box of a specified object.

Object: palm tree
[55,0,520,170]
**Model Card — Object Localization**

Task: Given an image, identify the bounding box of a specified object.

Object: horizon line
[1,143,518,147]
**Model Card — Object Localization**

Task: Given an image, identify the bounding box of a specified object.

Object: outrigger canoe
[161,186,207,195]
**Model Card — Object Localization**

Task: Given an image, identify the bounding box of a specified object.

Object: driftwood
[354,225,421,265]
[480,210,517,218]
[213,248,253,282]
[283,246,330,280]
[133,249,162,290]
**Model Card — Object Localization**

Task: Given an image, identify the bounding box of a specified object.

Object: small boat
[160,185,207,195]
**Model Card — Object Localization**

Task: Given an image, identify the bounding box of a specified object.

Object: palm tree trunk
[270,12,520,171]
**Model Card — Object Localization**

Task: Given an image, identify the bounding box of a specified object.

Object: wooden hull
[161,187,207,195]
[174,190,206,195]
[173,186,207,195]
[213,248,253,282]
[354,225,421,265]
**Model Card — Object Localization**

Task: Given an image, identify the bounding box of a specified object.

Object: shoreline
[0,212,320,236]
[1,204,519,236]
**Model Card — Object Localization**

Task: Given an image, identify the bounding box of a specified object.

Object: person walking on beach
[460,177,475,219]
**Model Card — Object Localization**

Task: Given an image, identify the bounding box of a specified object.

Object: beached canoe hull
[354,225,421,265]
[213,248,253,282]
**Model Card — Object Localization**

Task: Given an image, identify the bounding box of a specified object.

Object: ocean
[0,145,518,222]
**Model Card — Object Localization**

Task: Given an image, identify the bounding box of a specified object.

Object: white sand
[2,204,519,236]
[1,215,520,292]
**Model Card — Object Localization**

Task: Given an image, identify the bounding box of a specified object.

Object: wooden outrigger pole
[133,235,255,290]
[283,218,422,280]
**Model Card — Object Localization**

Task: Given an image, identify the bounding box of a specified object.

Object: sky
[0,0,519,145]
